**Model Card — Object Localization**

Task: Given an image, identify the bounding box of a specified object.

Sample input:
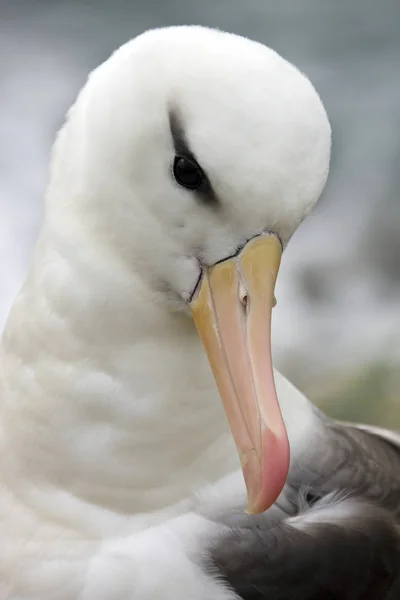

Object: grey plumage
[205,413,400,599]
[210,499,400,599]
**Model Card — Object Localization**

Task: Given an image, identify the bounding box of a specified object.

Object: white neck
[0,225,239,522]
[0,214,319,536]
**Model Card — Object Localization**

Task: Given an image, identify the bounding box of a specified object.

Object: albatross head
[45,26,331,514]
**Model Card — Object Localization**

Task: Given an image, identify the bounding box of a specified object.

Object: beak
[189,234,290,514]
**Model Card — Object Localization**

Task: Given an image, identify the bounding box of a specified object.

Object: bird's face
[57,26,331,512]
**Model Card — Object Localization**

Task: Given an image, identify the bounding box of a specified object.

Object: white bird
[0,25,399,600]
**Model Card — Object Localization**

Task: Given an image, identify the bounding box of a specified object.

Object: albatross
[0,25,399,600]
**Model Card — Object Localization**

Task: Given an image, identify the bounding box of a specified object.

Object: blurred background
[1,0,399,427]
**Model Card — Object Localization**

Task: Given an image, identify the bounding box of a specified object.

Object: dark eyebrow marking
[169,109,192,157]
[168,109,219,206]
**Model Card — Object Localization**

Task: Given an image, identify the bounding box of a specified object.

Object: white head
[50,25,330,307]
[4,26,331,518]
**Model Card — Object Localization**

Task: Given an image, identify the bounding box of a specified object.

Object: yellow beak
[190,234,289,514]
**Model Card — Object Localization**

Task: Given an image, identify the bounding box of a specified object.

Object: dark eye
[172,155,204,190]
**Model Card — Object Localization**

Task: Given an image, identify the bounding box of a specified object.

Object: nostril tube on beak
[239,281,248,308]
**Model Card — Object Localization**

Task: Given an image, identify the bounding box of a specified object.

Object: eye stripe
[168,109,219,206]
[169,110,193,159]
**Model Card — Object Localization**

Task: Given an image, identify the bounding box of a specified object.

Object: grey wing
[206,417,400,599]
[285,416,400,513]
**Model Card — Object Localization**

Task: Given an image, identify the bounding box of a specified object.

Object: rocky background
[1,0,399,427]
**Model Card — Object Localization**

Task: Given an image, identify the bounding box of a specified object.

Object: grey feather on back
[209,499,400,600]
[205,420,400,599]
[287,420,400,513]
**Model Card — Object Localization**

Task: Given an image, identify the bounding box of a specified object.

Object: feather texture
[208,423,400,600]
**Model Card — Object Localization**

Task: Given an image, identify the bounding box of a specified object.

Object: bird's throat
[0,244,238,528]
